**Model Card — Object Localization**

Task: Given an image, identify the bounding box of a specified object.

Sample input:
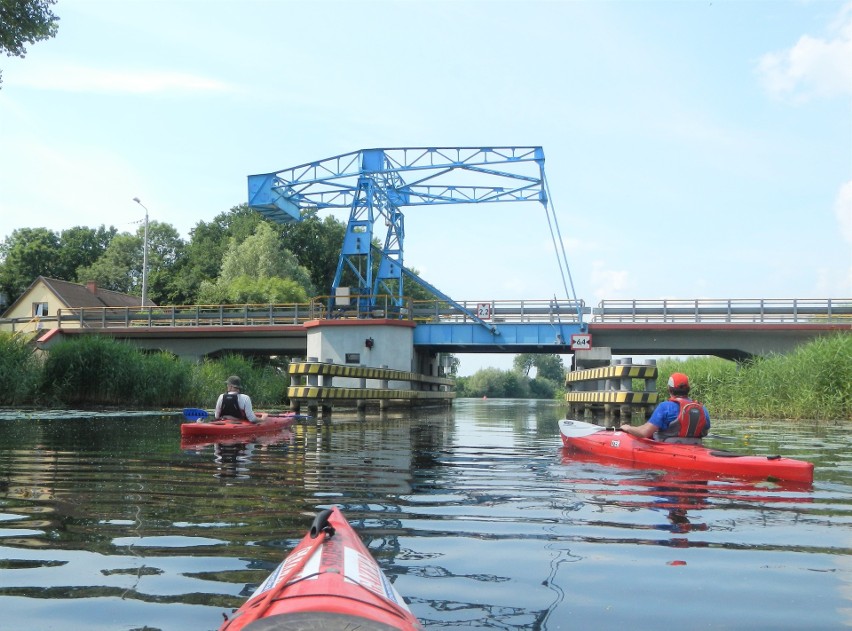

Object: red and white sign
[570,333,592,350]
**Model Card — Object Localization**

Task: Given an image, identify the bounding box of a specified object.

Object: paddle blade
[558,419,608,438]
[183,408,209,420]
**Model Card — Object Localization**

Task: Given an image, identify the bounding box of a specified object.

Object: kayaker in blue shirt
[620,372,710,444]
[215,375,267,423]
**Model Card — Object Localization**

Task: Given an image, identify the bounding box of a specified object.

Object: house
[0,276,147,334]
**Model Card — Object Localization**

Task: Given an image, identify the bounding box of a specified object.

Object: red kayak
[220,507,424,631]
[559,419,814,483]
[181,414,296,439]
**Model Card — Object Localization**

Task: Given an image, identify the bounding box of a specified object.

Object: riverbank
[1,331,849,420]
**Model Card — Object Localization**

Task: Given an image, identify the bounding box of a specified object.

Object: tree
[75,233,140,294]
[0,0,60,88]
[513,354,535,377]
[463,367,531,398]
[75,222,184,302]
[533,354,566,383]
[0,227,61,301]
[513,353,566,383]
[58,225,116,281]
[275,209,346,296]
[142,222,186,305]
[175,205,273,304]
[197,222,314,304]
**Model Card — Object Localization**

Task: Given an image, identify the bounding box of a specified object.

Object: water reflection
[0,403,847,630]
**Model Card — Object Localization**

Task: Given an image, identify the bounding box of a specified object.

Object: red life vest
[667,396,708,439]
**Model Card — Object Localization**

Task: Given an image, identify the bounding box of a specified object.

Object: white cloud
[590,261,630,306]
[756,3,852,101]
[7,62,234,95]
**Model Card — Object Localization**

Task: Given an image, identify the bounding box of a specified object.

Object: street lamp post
[132,197,149,307]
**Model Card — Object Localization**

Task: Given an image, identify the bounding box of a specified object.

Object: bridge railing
[55,303,315,329]
[411,299,587,323]
[592,298,852,324]
[14,297,846,331]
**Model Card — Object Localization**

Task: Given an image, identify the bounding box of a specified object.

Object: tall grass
[38,337,289,409]
[0,333,43,405]
[657,333,851,420]
[192,354,289,409]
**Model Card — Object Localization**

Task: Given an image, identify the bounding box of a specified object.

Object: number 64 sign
[570,334,592,350]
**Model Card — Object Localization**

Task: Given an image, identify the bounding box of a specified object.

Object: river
[0,399,849,630]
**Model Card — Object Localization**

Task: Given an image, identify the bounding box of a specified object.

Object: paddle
[182,408,209,421]
[558,419,614,438]
[560,419,737,442]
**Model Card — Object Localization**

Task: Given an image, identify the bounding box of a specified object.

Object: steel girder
[247,147,548,323]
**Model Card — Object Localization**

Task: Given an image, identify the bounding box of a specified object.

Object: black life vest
[220,392,246,420]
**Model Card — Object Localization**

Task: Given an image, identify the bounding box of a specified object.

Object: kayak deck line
[558,419,814,483]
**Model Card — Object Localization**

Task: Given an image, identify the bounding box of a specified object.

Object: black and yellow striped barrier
[288,362,453,386]
[287,361,455,416]
[564,361,658,422]
[564,391,658,404]
[565,364,657,383]
[289,387,454,400]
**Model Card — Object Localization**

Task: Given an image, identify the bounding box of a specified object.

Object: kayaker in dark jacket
[619,372,710,444]
[214,375,266,423]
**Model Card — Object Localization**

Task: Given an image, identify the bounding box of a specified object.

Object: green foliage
[0,0,59,87]
[0,332,42,404]
[460,367,531,398]
[174,204,269,303]
[35,337,289,409]
[192,354,288,408]
[275,209,346,296]
[656,333,851,420]
[75,233,141,294]
[225,276,308,304]
[41,335,145,405]
[0,227,61,299]
[58,226,117,281]
[0,226,117,305]
[198,222,314,304]
[513,353,566,383]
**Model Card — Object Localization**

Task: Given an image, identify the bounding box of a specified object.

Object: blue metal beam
[248,147,554,310]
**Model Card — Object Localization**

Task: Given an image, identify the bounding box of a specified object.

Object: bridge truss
[247,147,580,331]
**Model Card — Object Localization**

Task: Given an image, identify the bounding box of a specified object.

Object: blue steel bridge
[16,147,850,363]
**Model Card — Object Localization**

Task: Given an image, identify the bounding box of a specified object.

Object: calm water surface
[0,399,849,630]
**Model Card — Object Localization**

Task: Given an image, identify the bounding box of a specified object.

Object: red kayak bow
[220,507,424,631]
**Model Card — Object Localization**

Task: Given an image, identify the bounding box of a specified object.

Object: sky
[1,0,850,375]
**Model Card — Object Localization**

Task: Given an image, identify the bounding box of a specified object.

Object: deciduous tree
[0,0,59,87]
[0,227,60,302]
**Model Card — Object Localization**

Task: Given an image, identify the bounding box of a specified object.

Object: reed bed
[31,336,289,409]
[1,332,848,419]
[0,333,43,405]
[657,333,851,420]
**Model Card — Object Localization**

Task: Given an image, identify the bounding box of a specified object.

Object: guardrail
[3,297,847,332]
[410,299,587,323]
[50,303,316,329]
[592,298,852,324]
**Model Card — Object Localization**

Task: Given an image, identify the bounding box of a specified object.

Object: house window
[33,303,49,317]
